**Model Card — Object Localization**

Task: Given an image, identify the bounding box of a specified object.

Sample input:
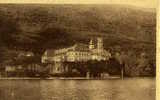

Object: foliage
[114,51,156,77]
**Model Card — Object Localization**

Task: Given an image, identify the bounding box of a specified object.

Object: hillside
[0,4,156,62]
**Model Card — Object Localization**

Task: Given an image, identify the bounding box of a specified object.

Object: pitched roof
[73,43,90,52]
[43,49,55,57]
[43,43,90,57]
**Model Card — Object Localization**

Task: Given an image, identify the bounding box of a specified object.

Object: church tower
[97,37,103,50]
[89,38,94,50]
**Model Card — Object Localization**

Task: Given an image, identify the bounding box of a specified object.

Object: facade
[41,37,111,74]
[42,37,111,63]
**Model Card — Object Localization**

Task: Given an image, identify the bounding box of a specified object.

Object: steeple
[89,38,94,50]
[97,37,103,50]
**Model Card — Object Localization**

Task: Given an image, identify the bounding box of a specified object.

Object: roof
[43,49,55,57]
[72,43,90,52]
[43,43,91,57]
[18,51,34,57]
[91,49,111,56]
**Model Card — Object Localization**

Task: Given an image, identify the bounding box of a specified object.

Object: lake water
[0,78,155,100]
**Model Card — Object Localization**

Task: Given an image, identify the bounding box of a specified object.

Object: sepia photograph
[0,0,156,100]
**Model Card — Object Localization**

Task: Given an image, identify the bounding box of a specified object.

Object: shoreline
[0,76,121,80]
[0,76,155,80]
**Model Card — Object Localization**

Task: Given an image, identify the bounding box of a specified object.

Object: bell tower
[97,37,103,50]
[89,38,94,50]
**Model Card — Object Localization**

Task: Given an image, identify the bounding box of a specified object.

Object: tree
[107,57,121,75]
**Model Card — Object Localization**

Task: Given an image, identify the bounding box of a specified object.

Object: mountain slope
[0,4,156,56]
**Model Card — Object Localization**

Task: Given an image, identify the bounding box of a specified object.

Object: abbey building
[41,37,111,63]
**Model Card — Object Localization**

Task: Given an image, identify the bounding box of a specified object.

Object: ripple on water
[0,78,155,100]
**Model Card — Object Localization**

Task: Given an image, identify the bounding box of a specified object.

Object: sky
[0,0,157,8]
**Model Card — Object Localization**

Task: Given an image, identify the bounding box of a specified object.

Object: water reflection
[0,78,155,100]
[0,80,42,100]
